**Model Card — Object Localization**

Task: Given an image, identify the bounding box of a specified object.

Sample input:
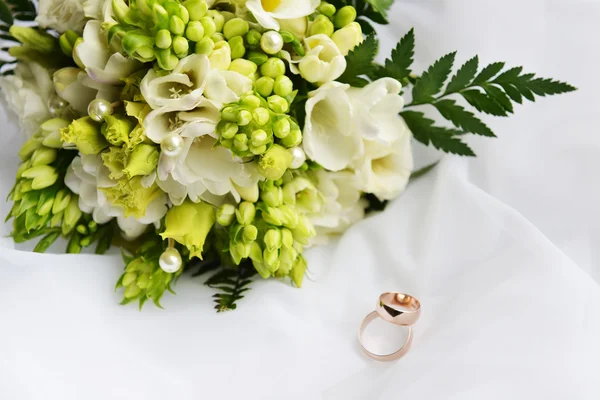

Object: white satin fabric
[1,0,599,399]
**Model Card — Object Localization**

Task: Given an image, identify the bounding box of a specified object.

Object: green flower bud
[172,36,189,57]
[59,30,80,57]
[209,41,231,70]
[9,26,56,53]
[228,35,246,59]
[250,129,269,147]
[153,3,170,29]
[250,145,267,155]
[216,203,236,226]
[267,95,289,113]
[281,228,294,248]
[61,117,108,155]
[20,165,58,190]
[261,185,283,207]
[123,144,159,178]
[50,211,63,228]
[124,284,142,299]
[332,22,363,56]
[122,271,138,287]
[184,0,208,21]
[15,161,30,180]
[231,242,251,265]
[223,18,249,40]
[195,37,214,54]
[37,195,55,216]
[76,224,88,235]
[102,114,136,146]
[293,215,316,243]
[263,248,280,271]
[30,148,57,166]
[200,16,217,37]
[246,30,262,47]
[208,10,226,32]
[211,33,225,43]
[262,206,284,226]
[236,202,256,225]
[264,228,282,251]
[185,21,205,42]
[221,106,238,122]
[176,3,190,24]
[41,118,69,149]
[229,59,257,78]
[233,183,259,203]
[280,126,302,147]
[274,75,294,97]
[137,273,151,289]
[283,177,321,212]
[247,51,268,66]
[170,16,186,35]
[260,57,286,78]
[259,144,292,180]
[249,241,264,263]
[161,199,215,259]
[241,94,261,109]
[280,30,295,43]
[255,76,275,97]
[112,0,130,25]
[309,16,334,37]
[252,108,270,126]
[218,121,239,139]
[233,133,249,152]
[318,2,337,17]
[237,109,252,126]
[273,117,291,139]
[18,137,41,160]
[279,204,299,228]
[52,189,71,215]
[243,225,258,243]
[156,29,172,49]
[221,139,233,149]
[88,220,97,233]
[156,48,179,70]
[122,31,155,62]
[334,5,357,28]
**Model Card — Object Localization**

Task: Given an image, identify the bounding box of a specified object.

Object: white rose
[65,155,167,239]
[53,67,98,115]
[0,61,54,136]
[158,136,261,206]
[74,21,141,87]
[298,34,346,84]
[303,82,362,171]
[246,0,319,31]
[144,98,221,144]
[308,170,367,241]
[347,78,407,144]
[140,54,210,110]
[36,0,86,33]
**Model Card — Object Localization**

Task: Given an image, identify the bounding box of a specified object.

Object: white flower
[303,82,362,171]
[144,98,221,144]
[53,67,98,115]
[203,69,253,107]
[65,155,167,239]
[308,170,367,241]
[246,0,319,31]
[158,136,261,206]
[298,34,346,84]
[0,61,54,136]
[331,22,363,56]
[347,78,407,144]
[74,21,141,87]
[140,54,210,110]
[36,0,86,33]
[83,0,113,21]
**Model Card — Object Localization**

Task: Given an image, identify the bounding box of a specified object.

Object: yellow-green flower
[123,144,159,178]
[61,117,109,155]
[102,177,163,219]
[101,147,127,180]
[102,114,136,146]
[161,200,216,259]
[258,144,292,180]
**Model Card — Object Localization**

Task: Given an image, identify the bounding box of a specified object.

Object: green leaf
[434,99,496,137]
[461,89,508,116]
[205,261,256,312]
[412,52,456,104]
[483,84,513,113]
[523,77,577,96]
[499,83,523,104]
[410,161,440,181]
[383,28,415,82]
[492,66,523,84]
[0,2,13,26]
[366,0,394,18]
[473,62,505,85]
[445,56,479,95]
[33,230,61,253]
[401,110,475,156]
[337,34,378,87]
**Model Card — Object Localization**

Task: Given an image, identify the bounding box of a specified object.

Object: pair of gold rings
[358,292,422,362]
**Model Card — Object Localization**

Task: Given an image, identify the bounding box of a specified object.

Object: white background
[1,0,599,399]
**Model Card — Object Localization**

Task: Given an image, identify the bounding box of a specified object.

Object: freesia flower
[246,0,320,31]
[0,61,54,136]
[74,21,141,86]
[161,200,216,259]
[140,54,210,110]
[203,70,253,107]
[36,0,86,33]
[65,155,167,239]
[331,22,364,56]
[298,34,347,84]
[303,82,362,171]
[53,67,98,115]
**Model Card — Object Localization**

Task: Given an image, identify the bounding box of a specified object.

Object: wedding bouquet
[1,0,575,311]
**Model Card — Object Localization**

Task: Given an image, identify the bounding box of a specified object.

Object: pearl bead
[261,31,284,55]
[159,247,183,273]
[289,147,306,169]
[47,95,67,116]
[161,135,185,157]
[87,99,113,122]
